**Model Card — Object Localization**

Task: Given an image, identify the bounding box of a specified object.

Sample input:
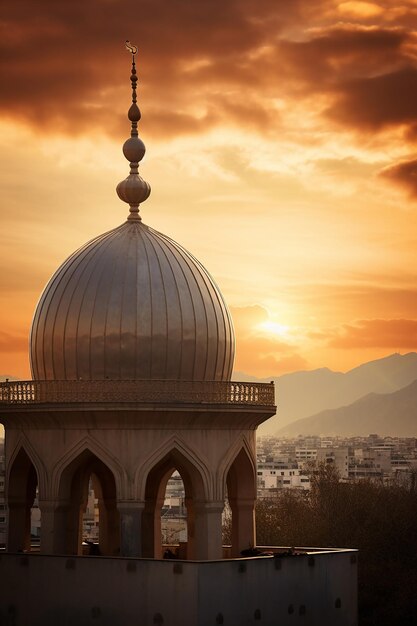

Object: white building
[257,462,310,490]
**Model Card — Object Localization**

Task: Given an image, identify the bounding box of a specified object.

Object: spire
[116,41,151,221]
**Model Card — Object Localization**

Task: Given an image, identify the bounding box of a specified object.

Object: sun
[257,320,290,339]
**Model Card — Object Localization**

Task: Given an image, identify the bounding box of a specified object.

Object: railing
[0,380,275,407]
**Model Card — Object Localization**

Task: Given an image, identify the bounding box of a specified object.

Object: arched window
[226,448,257,557]
[142,448,208,560]
[7,448,38,552]
[57,450,119,556]
[161,471,187,558]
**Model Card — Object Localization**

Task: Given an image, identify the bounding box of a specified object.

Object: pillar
[117,501,144,557]
[192,501,224,560]
[7,499,31,552]
[98,497,120,556]
[38,500,59,554]
[229,497,256,557]
[142,497,164,558]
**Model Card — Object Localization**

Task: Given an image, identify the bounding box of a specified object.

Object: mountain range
[234,352,417,436]
[277,378,417,437]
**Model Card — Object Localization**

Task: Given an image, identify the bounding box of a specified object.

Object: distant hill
[235,352,417,435]
[276,378,417,437]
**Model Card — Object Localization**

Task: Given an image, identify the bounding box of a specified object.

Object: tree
[255,473,417,626]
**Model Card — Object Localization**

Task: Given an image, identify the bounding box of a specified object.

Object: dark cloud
[276,24,417,134]
[328,66,417,131]
[0,0,303,137]
[278,25,409,84]
[327,319,417,349]
[1,2,416,141]
[379,157,417,198]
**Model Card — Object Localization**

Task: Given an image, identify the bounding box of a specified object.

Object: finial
[116,41,151,222]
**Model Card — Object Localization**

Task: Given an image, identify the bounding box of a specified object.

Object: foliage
[255,466,417,626]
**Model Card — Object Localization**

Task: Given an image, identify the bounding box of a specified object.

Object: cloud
[328,66,417,132]
[2,1,415,143]
[379,157,417,199]
[300,283,417,321]
[0,0,302,138]
[326,319,417,349]
[279,24,409,84]
[275,24,417,137]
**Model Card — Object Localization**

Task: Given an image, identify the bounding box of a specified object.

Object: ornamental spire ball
[116,42,151,221]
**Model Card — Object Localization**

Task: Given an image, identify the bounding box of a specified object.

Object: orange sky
[1,0,417,379]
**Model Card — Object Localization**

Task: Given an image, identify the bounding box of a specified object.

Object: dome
[30,49,235,382]
[30,221,235,381]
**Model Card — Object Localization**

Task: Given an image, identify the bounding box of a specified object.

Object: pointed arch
[135,435,212,501]
[7,436,47,498]
[217,435,257,499]
[221,437,258,556]
[52,442,121,556]
[226,445,257,501]
[7,445,39,552]
[51,435,126,500]
[138,436,214,559]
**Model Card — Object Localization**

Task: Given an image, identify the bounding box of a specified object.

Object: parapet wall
[0,548,357,626]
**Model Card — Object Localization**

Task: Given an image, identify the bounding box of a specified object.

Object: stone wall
[0,548,357,626]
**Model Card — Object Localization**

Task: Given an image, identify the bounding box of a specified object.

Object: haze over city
[1,0,416,380]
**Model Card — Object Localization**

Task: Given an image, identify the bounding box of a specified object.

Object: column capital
[193,501,224,514]
[117,500,145,513]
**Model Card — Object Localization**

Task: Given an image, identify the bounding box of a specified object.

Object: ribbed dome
[30,221,235,381]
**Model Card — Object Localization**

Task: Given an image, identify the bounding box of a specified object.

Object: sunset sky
[1,0,417,379]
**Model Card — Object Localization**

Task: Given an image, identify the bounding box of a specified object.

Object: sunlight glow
[258,320,290,338]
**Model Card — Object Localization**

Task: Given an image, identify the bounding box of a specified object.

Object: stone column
[229,497,256,557]
[7,499,30,552]
[185,497,195,559]
[38,500,59,554]
[98,497,120,556]
[67,501,84,555]
[192,501,224,560]
[142,497,164,559]
[117,501,145,557]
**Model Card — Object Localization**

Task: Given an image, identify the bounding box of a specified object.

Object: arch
[53,447,120,556]
[217,436,257,499]
[226,445,257,501]
[136,435,212,502]
[7,437,47,498]
[139,437,214,560]
[7,446,39,552]
[51,435,126,500]
[223,440,258,557]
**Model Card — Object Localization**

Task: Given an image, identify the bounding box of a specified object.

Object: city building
[316,448,350,480]
[257,434,417,490]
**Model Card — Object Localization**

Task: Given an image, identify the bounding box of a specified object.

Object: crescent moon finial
[125,40,138,56]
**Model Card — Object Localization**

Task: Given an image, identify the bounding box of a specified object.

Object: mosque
[0,46,357,626]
